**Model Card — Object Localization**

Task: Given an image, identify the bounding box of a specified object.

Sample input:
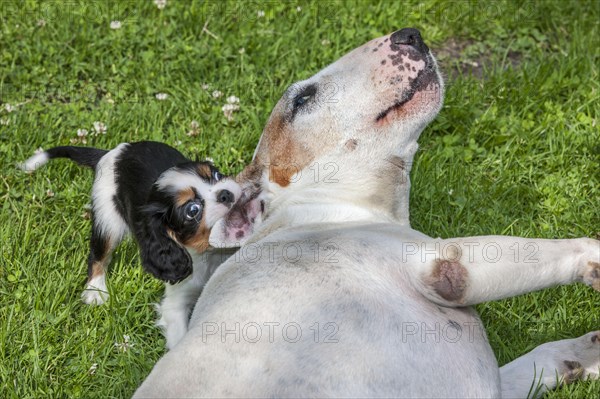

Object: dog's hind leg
[499,331,600,398]
[81,225,119,305]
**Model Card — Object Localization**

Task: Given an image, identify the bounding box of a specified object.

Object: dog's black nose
[390,28,429,53]
[217,189,235,204]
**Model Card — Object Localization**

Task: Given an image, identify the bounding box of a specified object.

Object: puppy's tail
[20,146,109,172]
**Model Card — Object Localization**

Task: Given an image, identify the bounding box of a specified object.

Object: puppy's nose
[390,28,429,53]
[217,189,235,205]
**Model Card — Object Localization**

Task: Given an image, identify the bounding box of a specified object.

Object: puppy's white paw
[81,275,109,305]
[81,288,109,305]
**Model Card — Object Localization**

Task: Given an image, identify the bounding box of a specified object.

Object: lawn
[0,0,598,397]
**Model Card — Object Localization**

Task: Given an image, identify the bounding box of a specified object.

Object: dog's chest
[188,225,499,396]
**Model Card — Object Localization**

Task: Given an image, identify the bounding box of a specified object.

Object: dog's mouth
[376,95,414,122]
[375,57,438,123]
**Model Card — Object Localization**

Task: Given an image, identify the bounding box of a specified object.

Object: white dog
[134,28,599,398]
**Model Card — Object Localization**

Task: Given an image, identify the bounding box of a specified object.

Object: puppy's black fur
[23,141,231,290]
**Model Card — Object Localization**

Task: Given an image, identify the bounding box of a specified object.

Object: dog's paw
[559,331,600,384]
[561,360,584,383]
[81,287,108,305]
[581,261,600,291]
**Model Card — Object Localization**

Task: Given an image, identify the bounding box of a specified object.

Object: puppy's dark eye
[184,202,202,221]
[212,170,223,181]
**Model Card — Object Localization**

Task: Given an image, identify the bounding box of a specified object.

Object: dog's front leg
[156,278,205,350]
[407,236,599,306]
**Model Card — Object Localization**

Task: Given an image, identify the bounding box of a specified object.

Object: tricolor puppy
[21,141,242,348]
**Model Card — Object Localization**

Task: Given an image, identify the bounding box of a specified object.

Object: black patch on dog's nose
[390,28,429,54]
[217,189,235,204]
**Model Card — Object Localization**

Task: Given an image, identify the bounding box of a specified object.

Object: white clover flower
[238,47,246,55]
[88,363,98,375]
[92,121,107,135]
[296,6,302,12]
[205,157,214,163]
[212,90,223,99]
[321,39,331,46]
[155,93,168,100]
[222,103,240,121]
[77,129,88,137]
[257,10,265,18]
[110,21,122,30]
[226,95,240,104]
[114,335,135,352]
[4,104,16,113]
[154,0,167,10]
[201,83,210,90]
[0,119,9,126]
[46,189,55,197]
[36,19,46,27]
[187,120,200,137]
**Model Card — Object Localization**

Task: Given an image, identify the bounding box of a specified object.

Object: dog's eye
[292,85,317,110]
[294,95,311,108]
[184,202,203,221]
[212,171,223,181]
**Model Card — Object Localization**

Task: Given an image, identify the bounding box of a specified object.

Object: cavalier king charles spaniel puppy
[22,141,245,348]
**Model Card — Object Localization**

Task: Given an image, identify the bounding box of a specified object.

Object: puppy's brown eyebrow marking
[196,163,213,180]
[175,187,196,207]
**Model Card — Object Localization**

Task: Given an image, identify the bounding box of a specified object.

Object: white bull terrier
[134,28,600,398]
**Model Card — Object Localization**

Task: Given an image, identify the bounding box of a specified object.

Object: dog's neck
[241,141,419,241]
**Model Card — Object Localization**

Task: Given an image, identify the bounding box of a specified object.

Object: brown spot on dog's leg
[426,259,468,302]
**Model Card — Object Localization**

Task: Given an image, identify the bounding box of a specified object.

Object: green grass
[1,1,598,397]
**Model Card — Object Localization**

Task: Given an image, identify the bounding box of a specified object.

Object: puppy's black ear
[136,203,192,283]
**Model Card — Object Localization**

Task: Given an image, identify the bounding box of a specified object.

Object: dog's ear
[136,203,193,283]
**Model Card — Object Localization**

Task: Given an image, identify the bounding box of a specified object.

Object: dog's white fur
[91,143,131,245]
[155,248,237,349]
[20,151,50,172]
[135,30,600,397]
